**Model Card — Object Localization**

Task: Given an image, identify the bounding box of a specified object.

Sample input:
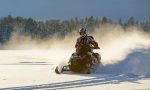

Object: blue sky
[0,0,150,21]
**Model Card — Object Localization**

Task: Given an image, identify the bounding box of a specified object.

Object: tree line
[0,15,150,43]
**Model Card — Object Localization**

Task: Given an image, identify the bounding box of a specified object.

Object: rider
[75,27,100,57]
[69,27,100,73]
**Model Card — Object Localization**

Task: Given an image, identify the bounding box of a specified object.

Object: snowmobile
[55,46,101,74]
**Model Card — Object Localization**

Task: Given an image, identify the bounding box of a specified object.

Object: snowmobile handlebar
[89,44,100,49]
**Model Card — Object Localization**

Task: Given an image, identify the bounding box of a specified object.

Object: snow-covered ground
[0,50,150,90]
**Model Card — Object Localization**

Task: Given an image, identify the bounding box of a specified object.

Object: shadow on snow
[2,73,150,90]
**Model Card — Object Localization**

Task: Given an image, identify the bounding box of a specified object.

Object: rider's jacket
[75,34,98,55]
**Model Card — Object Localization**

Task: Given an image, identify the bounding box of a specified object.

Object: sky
[0,0,150,21]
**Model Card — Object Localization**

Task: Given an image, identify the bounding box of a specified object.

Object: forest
[0,15,150,43]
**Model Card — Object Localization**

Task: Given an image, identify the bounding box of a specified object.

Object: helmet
[79,27,87,35]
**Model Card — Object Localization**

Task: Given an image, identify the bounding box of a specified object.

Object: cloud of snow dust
[92,24,150,75]
[4,30,78,50]
[2,24,150,75]
[92,24,150,65]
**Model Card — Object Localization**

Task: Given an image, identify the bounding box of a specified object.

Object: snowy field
[0,50,150,90]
